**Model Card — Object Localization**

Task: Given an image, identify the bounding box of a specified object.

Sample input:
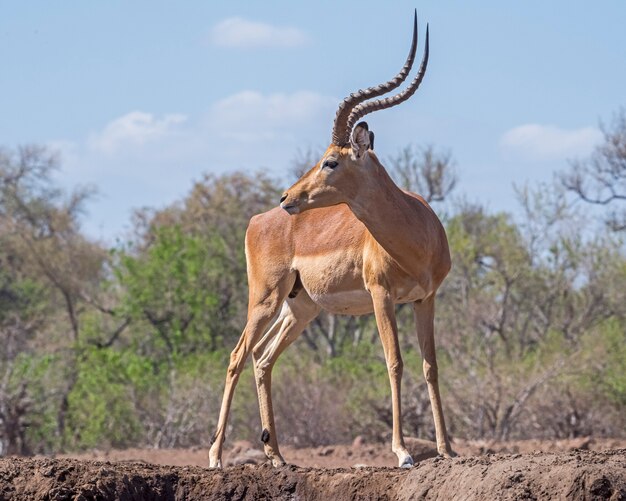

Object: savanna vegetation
[1,110,625,457]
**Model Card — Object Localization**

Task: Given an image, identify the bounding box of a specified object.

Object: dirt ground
[1,438,625,500]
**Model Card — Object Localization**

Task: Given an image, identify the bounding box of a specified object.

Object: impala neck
[347,155,442,281]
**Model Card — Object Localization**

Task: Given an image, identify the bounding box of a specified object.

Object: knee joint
[226,365,239,380]
[254,361,271,381]
[388,358,403,378]
[227,352,243,379]
[423,362,438,384]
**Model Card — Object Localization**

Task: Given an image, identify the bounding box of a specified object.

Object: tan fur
[208,143,453,468]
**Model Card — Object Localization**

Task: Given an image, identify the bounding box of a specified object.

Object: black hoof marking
[261,428,270,444]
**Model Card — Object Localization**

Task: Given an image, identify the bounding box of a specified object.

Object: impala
[209,12,453,468]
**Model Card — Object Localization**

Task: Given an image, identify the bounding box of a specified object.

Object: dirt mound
[53,437,626,469]
[1,449,625,500]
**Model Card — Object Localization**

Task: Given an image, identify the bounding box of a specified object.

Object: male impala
[209,12,453,468]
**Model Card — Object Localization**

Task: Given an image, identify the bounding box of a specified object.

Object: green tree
[436,193,626,440]
[0,145,118,453]
[116,171,281,354]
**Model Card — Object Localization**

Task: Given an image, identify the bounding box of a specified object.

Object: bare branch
[387,144,457,203]
[561,108,626,229]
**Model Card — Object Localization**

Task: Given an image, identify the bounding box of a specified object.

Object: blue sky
[1,1,625,241]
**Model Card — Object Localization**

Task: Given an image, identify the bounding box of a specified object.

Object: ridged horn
[331,11,419,146]
[345,24,429,136]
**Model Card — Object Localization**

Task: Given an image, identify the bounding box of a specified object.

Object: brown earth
[1,439,625,500]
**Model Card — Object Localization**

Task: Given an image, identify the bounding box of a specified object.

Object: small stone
[231,456,259,466]
[352,435,365,448]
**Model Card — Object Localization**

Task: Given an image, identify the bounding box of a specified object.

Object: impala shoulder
[248,206,289,228]
[246,206,293,246]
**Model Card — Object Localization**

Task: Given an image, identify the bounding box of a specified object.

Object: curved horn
[331,11,419,146]
[346,24,429,135]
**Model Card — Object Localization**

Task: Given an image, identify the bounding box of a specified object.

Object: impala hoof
[270,456,287,468]
[400,456,414,468]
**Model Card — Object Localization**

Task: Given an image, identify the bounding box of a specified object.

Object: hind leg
[208,273,295,468]
[252,291,320,466]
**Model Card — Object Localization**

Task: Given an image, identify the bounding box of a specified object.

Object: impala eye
[323,160,339,169]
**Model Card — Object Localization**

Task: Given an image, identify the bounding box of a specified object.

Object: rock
[230,456,260,466]
[226,447,267,466]
[229,440,254,456]
[352,436,365,448]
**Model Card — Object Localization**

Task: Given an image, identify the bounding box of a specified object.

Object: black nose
[280,194,287,203]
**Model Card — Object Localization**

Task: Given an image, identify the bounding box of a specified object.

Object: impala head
[280,11,429,215]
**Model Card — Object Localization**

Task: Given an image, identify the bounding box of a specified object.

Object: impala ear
[351,121,371,159]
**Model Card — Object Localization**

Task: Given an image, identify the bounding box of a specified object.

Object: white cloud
[88,111,187,154]
[53,90,337,240]
[210,17,309,48]
[207,90,336,141]
[500,124,602,160]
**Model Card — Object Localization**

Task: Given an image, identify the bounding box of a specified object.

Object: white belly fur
[309,289,374,315]
[293,251,427,315]
[294,252,372,315]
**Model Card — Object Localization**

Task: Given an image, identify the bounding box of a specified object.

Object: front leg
[414,296,453,457]
[370,286,413,468]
